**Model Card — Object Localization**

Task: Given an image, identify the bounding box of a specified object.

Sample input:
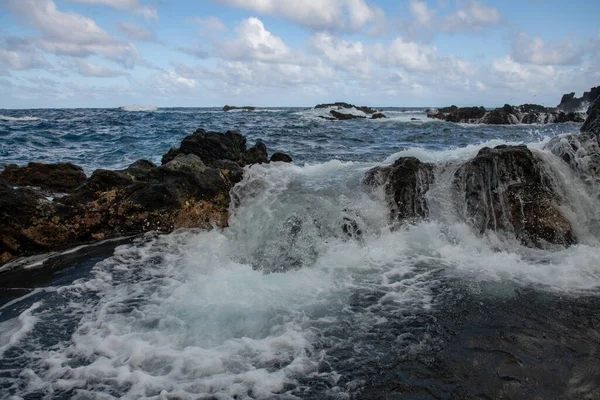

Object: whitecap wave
[0,115,41,122]
[119,106,158,112]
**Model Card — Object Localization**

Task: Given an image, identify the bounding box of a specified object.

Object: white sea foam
[0,115,41,122]
[0,302,41,357]
[119,106,158,112]
[4,151,600,398]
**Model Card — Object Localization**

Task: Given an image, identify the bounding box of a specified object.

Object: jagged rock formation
[428,104,585,124]
[0,129,291,268]
[364,98,600,248]
[557,86,600,112]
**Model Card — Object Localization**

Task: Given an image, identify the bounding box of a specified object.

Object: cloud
[373,38,437,72]
[0,37,50,70]
[178,43,210,59]
[211,0,385,32]
[309,33,371,74]
[186,16,228,36]
[68,0,158,22]
[218,17,296,64]
[442,0,501,34]
[511,33,585,66]
[5,0,140,68]
[66,58,128,77]
[117,22,156,42]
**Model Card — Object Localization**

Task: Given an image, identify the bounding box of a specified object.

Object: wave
[0,115,41,122]
[119,106,158,112]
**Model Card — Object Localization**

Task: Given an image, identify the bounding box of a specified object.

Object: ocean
[1,107,599,399]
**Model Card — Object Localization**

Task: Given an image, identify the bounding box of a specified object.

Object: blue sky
[0,0,598,108]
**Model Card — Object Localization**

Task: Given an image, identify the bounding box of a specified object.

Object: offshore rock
[223,105,256,112]
[330,110,366,120]
[0,129,281,271]
[430,104,585,125]
[364,157,435,223]
[372,113,387,119]
[0,162,87,193]
[454,145,575,247]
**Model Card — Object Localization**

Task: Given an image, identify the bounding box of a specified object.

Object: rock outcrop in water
[428,103,585,124]
[365,97,600,247]
[316,102,386,120]
[0,129,291,268]
[222,105,256,112]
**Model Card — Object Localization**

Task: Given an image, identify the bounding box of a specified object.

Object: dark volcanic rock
[455,145,575,247]
[161,128,247,166]
[223,105,256,112]
[244,141,269,165]
[558,86,600,112]
[270,152,293,163]
[315,102,354,109]
[357,106,378,115]
[330,110,366,120]
[371,113,387,119]
[444,106,487,123]
[0,162,87,193]
[365,157,435,223]
[0,129,282,270]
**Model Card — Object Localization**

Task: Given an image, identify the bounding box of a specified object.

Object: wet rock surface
[558,86,600,112]
[0,162,87,193]
[0,129,288,272]
[455,145,576,247]
[428,104,585,124]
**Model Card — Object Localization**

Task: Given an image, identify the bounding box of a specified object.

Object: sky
[0,0,599,108]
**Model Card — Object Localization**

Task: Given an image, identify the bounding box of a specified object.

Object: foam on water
[0,115,42,122]
[2,148,600,398]
[119,106,158,112]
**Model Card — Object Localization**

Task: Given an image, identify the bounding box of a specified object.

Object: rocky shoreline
[428,87,598,125]
[0,129,291,272]
[1,95,599,287]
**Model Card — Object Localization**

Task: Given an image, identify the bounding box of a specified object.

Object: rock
[357,106,378,115]
[270,152,293,163]
[443,106,487,123]
[372,113,387,119]
[0,128,283,270]
[364,157,435,223]
[223,105,256,112]
[244,141,269,165]
[557,86,600,112]
[161,128,247,166]
[410,118,419,121]
[315,102,355,109]
[454,145,575,247]
[582,94,600,136]
[330,110,366,120]
[0,162,87,193]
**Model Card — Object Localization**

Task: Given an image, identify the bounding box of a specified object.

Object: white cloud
[491,56,556,88]
[211,0,385,32]
[0,38,50,70]
[219,17,295,64]
[512,33,585,66]
[373,38,437,72]
[442,0,501,34]
[69,0,158,22]
[117,22,156,42]
[309,33,371,74]
[66,59,128,77]
[410,1,436,27]
[186,16,228,36]
[6,0,140,68]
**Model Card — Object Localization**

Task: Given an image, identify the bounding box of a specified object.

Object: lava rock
[455,145,576,247]
[161,128,247,166]
[372,113,387,119]
[330,110,366,120]
[270,152,293,163]
[223,105,256,112]
[0,162,87,193]
[244,141,269,165]
[365,157,435,223]
[558,86,600,112]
